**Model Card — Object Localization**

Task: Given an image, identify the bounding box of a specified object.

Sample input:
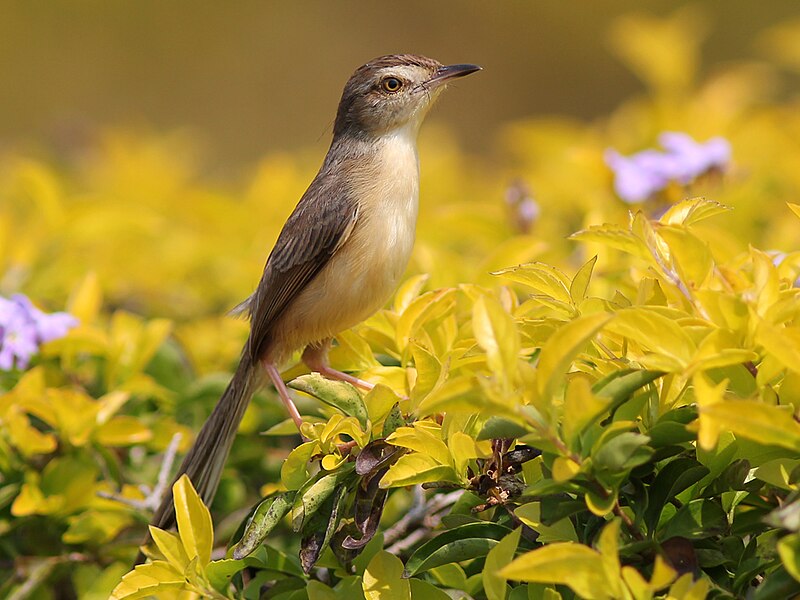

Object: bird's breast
[335,130,421,310]
[271,129,421,356]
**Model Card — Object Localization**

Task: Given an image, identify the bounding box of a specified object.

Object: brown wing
[245,171,359,363]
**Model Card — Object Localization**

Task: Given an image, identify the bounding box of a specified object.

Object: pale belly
[269,151,420,361]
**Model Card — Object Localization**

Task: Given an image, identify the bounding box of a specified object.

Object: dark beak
[428,63,482,88]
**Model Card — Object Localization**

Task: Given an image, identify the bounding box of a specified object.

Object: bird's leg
[302,339,375,391]
[263,361,305,430]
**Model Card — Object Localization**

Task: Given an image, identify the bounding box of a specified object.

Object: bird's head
[333,54,481,139]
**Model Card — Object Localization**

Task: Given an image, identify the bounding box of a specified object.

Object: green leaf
[281,441,317,490]
[232,491,295,559]
[173,474,213,566]
[363,550,410,600]
[659,499,728,540]
[382,402,405,437]
[409,578,451,599]
[484,528,522,600]
[301,483,348,573]
[404,522,511,576]
[477,416,530,441]
[778,533,800,583]
[290,373,368,429]
[644,458,709,533]
[593,432,653,472]
[292,464,355,532]
[206,558,247,592]
[592,369,664,405]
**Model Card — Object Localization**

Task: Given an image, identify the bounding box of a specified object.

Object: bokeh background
[2,0,799,165]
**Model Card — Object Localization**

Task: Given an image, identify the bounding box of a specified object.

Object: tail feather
[147,353,257,535]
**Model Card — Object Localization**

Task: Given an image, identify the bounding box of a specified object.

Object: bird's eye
[381,77,403,93]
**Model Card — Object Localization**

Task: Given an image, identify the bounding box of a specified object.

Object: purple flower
[658,132,731,183]
[604,149,668,204]
[606,132,731,204]
[0,294,78,371]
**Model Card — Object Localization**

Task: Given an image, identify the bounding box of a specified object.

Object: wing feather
[245,172,359,362]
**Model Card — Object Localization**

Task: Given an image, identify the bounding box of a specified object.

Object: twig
[383,486,427,545]
[97,433,183,512]
[614,501,644,541]
[385,527,428,556]
[382,488,463,554]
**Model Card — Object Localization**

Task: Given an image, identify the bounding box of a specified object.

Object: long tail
[139,353,257,558]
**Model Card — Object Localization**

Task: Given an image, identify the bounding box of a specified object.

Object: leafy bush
[3,8,800,600]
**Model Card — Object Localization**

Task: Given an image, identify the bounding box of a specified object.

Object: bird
[145,53,481,542]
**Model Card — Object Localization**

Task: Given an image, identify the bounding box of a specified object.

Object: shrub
[2,8,800,600]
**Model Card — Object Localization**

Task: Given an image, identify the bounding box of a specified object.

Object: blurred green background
[2,0,799,166]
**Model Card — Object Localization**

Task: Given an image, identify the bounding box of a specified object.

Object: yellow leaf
[281,441,317,490]
[657,225,713,288]
[621,565,650,599]
[448,431,488,476]
[473,294,520,383]
[395,289,457,353]
[173,475,213,567]
[562,376,610,450]
[110,560,185,599]
[537,313,611,400]
[756,320,800,374]
[409,342,444,411]
[597,520,623,599]
[700,399,800,452]
[387,425,451,466]
[149,527,190,569]
[606,308,695,371]
[514,503,578,543]
[483,528,521,600]
[5,408,57,456]
[95,416,153,446]
[363,551,410,600]
[687,329,758,375]
[692,372,728,451]
[96,390,132,424]
[788,202,800,220]
[363,384,403,428]
[552,457,581,482]
[570,224,652,261]
[751,248,781,318]
[393,273,430,314]
[500,543,609,600]
[63,510,132,545]
[493,262,572,304]
[68,271,103,324]
[570,256,597,304]
[660,198,731,226]
[650,555,677,590]
[379,453,459,488]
